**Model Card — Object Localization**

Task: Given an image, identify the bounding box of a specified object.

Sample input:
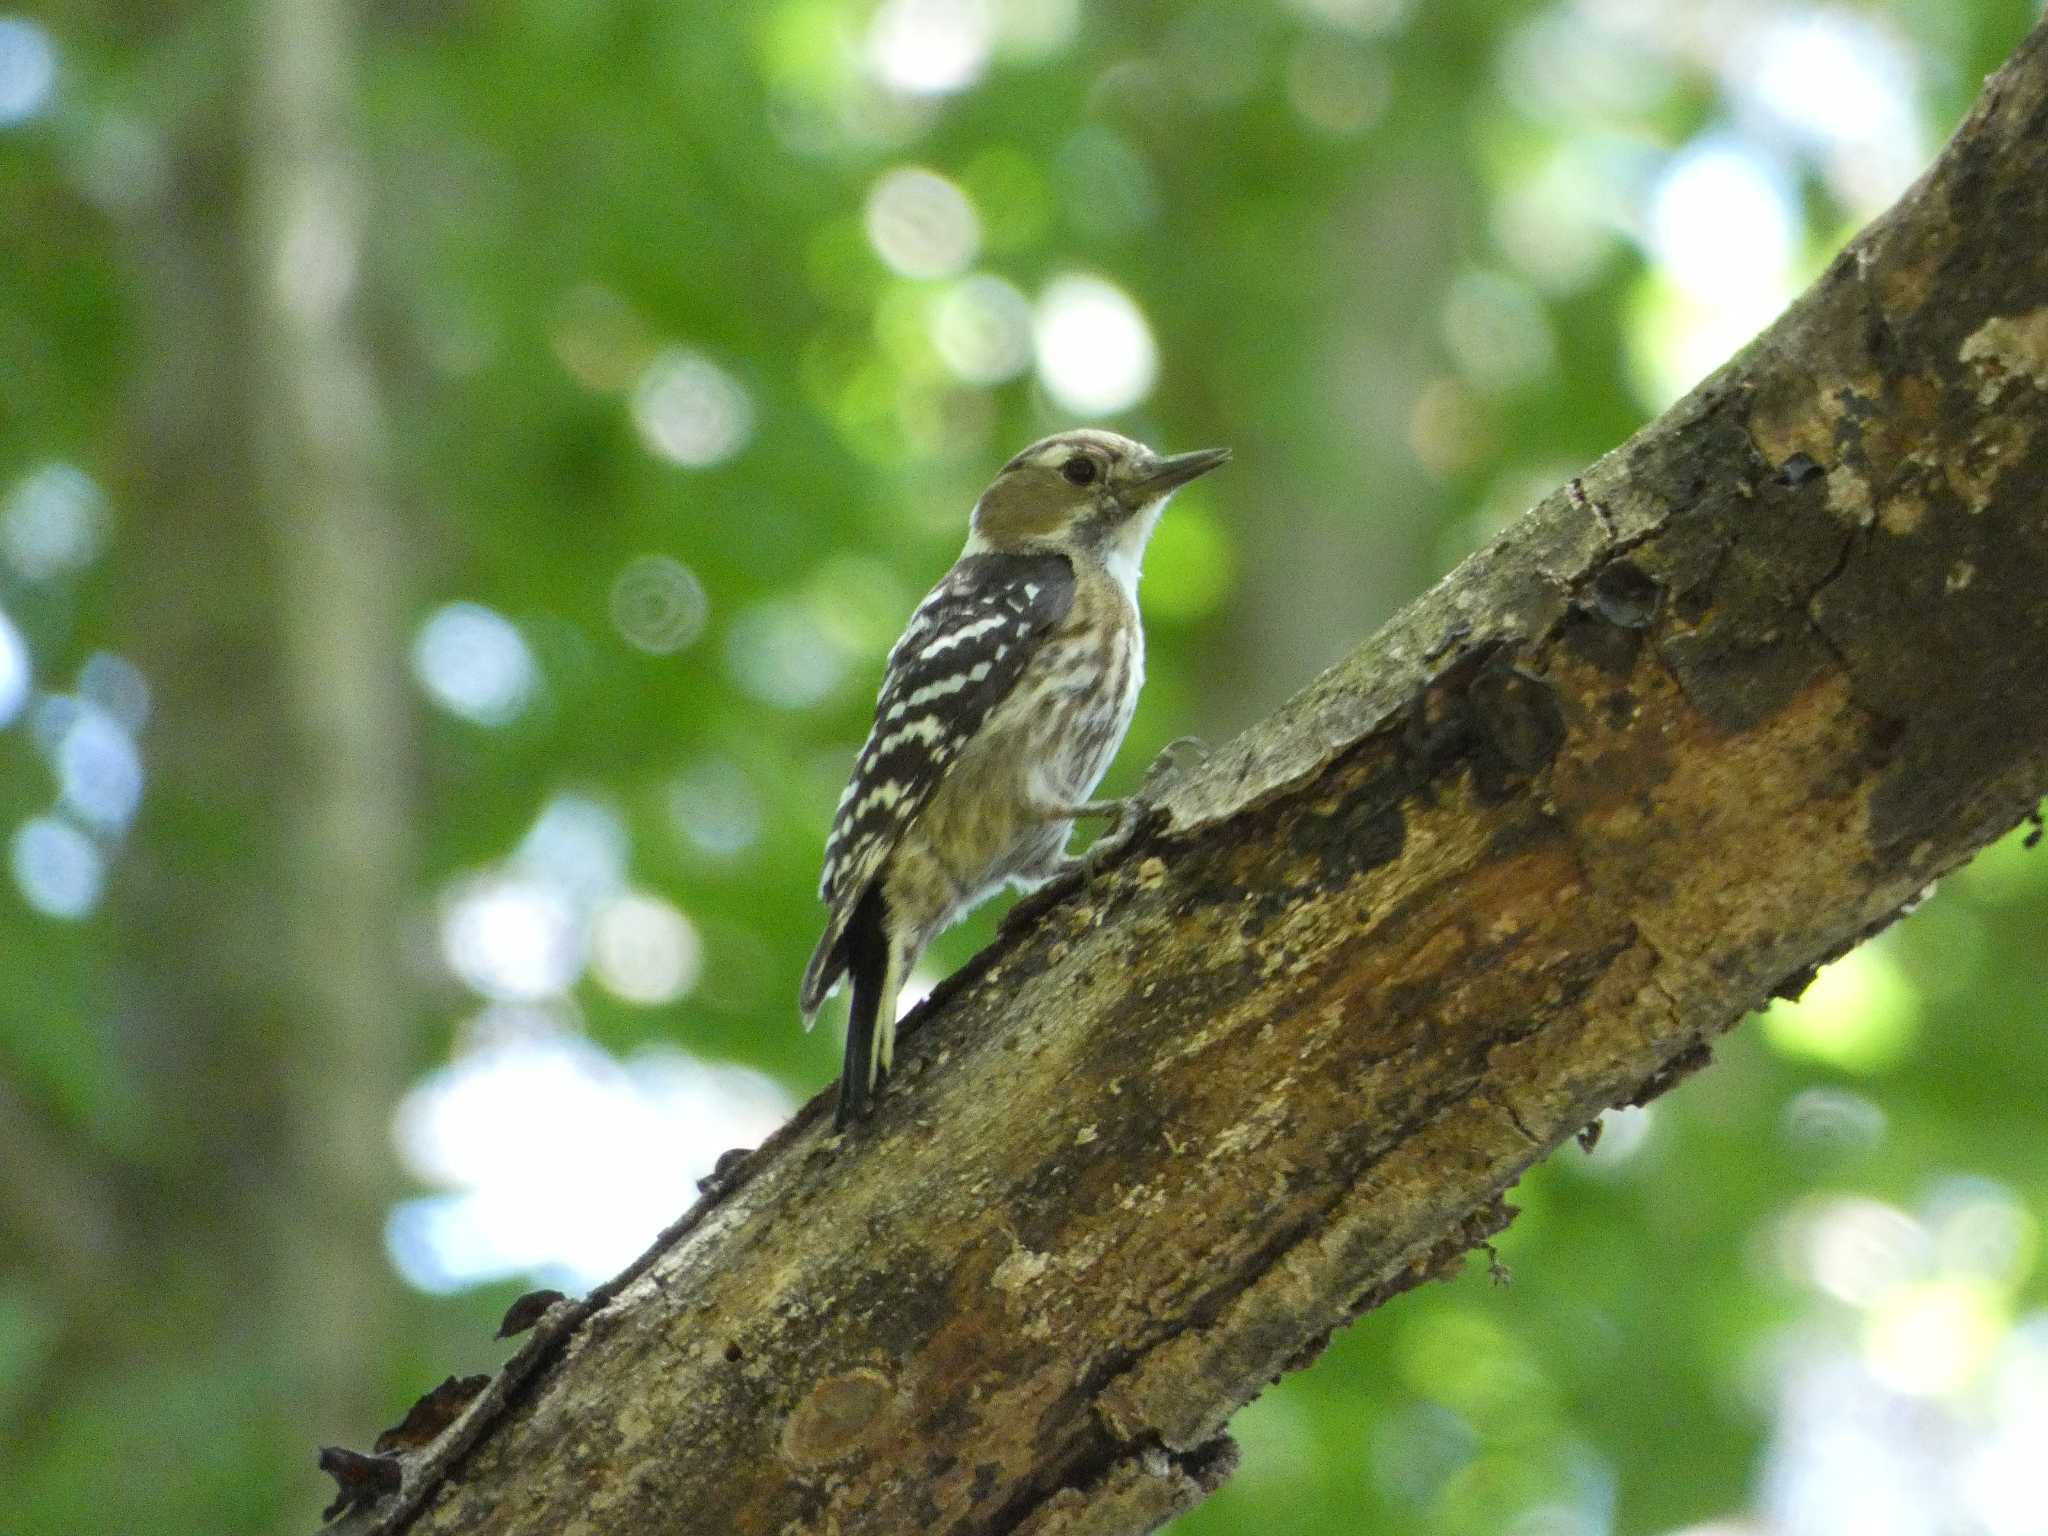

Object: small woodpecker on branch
[800,429,1231,1127]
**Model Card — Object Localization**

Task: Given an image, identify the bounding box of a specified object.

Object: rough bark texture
[337,23,2048,1536]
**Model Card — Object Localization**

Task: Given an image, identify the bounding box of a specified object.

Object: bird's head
[966,429,1230,585]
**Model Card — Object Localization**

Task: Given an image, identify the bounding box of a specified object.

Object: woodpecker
[801,429,1230,1128]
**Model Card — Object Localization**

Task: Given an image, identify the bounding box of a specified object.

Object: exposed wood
[336,20,2048,1536]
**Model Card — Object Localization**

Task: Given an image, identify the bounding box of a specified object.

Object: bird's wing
[800,549,1076,1017]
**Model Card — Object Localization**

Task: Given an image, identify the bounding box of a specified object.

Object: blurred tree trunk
[97,0,419,1522]
[246,0,419,1453]
[336,19,2048,1536]
[1204,166,1467,739]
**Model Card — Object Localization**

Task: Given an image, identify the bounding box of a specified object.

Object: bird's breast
[1023,585,1142,801]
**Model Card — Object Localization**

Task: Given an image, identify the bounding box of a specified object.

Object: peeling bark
[333,22,2048,1536]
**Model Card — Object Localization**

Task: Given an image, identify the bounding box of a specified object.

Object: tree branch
[334,20,2048,1535]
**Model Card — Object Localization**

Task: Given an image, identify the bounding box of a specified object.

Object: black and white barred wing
[799,550,1075,1017]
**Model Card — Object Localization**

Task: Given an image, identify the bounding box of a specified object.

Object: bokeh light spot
[1442,270,1556,394]
[1763,944,1919,1073]
[591,893,703,1006]
[515,794,629,909]
[1577,1102,1654,1173]
[412,602,538,727]
[1285,41,1391,137]
[1865,1278,2004,1397]
[52,703,143,833]
[931,274,1034,384]
[78,652,150,733]
[1283,0,1412,38]
[0,16,56,126]
[631,348,753,468]
[866,0,994,96]
[1794,1195,1928,1308]
[274,172,358,325]
[865,166,980,279]
[550,283,656,393]
[1636,137,1798,405]
[994,0,1078,61]
[725,600,846,710]
[1929,1178,2037,1289]
[0,604,28,728]
[389,1032,794,1290]
[668,756,764,859]
[1732,11,1925,215]
[1492,146,1623,295]
[3,462,109,581]
[69,110,168,213]
[1498,9,1675,124]
[1781,1086,1887,1159]
[1649,140,1796,298]
[10,815,102,920]
[1408,376,1491,480]
[1034,275,1158,417]
[1372,1399,1478,1508]
[610,555,709,655]
[439,872,583,1002]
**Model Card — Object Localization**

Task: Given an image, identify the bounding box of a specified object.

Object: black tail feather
[835,887,889,1130]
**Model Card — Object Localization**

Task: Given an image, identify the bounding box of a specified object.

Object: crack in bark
[1568,476,1618,543]
[1002,1437,1240,1536]
[1800,512,1874,682]
[1485,1087,1542,1147]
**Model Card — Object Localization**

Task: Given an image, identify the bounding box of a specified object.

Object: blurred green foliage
[3,1,2047,1534]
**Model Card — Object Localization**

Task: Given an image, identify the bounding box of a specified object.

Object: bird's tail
[835,886,903,1129]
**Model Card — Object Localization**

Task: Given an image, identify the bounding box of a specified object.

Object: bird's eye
[1062,457,1099,486]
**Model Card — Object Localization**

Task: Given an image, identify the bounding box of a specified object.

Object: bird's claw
[998,801,1148,936]
[1080,799,1148,871]
[1081,737,1208,872]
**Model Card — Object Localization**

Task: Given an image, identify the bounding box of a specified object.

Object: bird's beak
[1120,445,1232,506]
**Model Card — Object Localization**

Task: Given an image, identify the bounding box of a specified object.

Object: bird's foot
[1082,735,1208,866]
[1077,798,1147,873]
[999,738,1210,938]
